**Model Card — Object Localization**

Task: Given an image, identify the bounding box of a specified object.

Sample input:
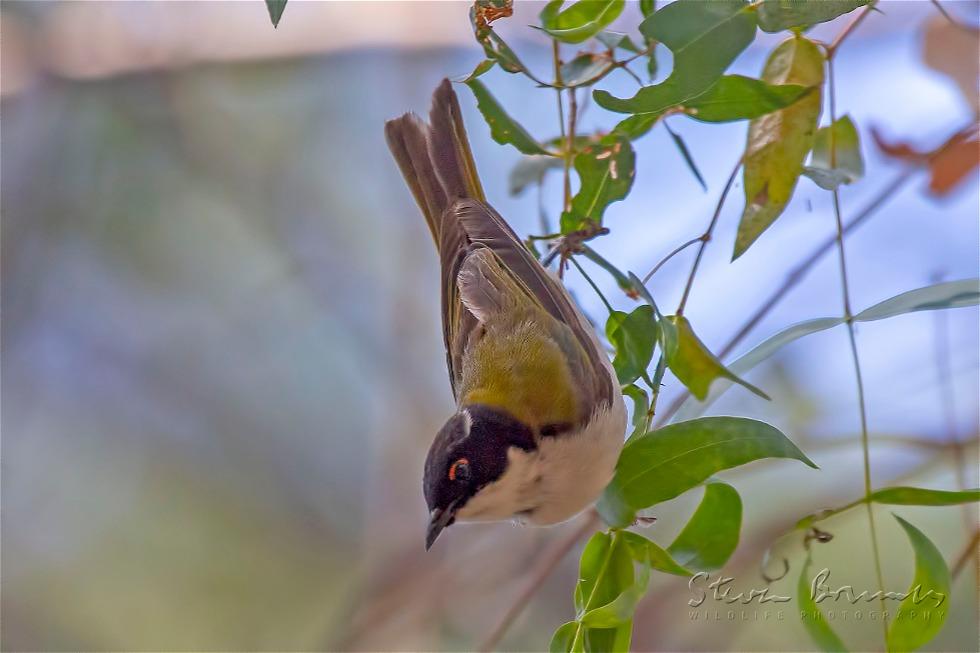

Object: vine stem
[676,159,741,316]
[477,513,599,652]
[825,52,888,639]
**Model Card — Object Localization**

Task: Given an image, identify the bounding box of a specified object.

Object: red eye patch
[449,458,470,481]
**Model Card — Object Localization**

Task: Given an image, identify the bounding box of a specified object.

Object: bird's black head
[423,404,535,549]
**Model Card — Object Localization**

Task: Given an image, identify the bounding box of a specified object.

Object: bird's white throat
[455,403,624,525]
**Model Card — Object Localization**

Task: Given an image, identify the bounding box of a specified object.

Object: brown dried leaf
[929,133,979,195]
[922,15,980,114]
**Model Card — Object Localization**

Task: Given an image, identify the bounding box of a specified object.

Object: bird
[385,80,626,550]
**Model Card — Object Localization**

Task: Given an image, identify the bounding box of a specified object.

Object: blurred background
[2,1,978,651]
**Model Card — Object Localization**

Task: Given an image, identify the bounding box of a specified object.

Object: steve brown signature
[688,568,946,608]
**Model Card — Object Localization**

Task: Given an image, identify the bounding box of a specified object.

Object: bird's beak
[425,503,457,550]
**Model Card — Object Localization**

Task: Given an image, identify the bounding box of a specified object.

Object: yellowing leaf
[734,35,824,259]
[663,315,769,401]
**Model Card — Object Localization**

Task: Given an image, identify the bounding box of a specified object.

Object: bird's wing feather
[385,79,614,410]
[451,200,615,411]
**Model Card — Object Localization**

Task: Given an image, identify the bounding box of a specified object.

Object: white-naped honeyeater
[385,80,626,550]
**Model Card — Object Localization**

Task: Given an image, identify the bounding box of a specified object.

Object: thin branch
[554,40,571,213]
[642,237,702,284]
[569,255,613,315]
[826,53,888,639]
[566,86,579,215]
[826,2,876,57]
[932,283,978,595]
[478,513,598,652]
[952,529,980,580]
[676,159,741,315]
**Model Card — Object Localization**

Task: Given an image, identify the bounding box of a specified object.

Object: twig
[642,237,702,284]
[652,167,916,428]
[569,255,613,315]
[951,529,980,580]
[554,41,571,213]
[478,513,599,652]
[928,0,976,31]
[566,86,579,214]
[676,159,741,315]
[932,280,978,596]
[826,2,876,57]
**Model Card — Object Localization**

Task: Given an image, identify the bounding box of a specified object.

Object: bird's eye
[449,458,470,482]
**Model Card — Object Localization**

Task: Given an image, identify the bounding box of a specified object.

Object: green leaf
[682,75,811,123]
[459,58,496,83]
[612,76,810,140]
[561,52,615,87]
[758,0,869,33]
[886,516,951,653]
[622,384,650,440]
[803,115,864,190]
[540,0,626,44]
[581,551,651,629]
[663,315,769,401]
[734,35,824,259]
[265,0,287,27]
[613,113,661,140]
[598,416,815,526]
[621,531,693,577]
[606,305,657,385]
[663,122,707,190]
[550,621,581,653]
[639,0,656,18]
[870,486,980,506]
[854,279,980,322]
[562,135,635,232]
[575,532,615,614]
[509,155,564,196]
[580,246,639,297]
[667,482,742,571]
[593,0,757,114]
[464,79,552,155]
[674,280,979,421]
[596,30,641,53]
[798,552,849,652]
[574,531,635,653]
[795,486,980,530]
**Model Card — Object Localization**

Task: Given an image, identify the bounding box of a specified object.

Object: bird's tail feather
[384,79,484,248]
